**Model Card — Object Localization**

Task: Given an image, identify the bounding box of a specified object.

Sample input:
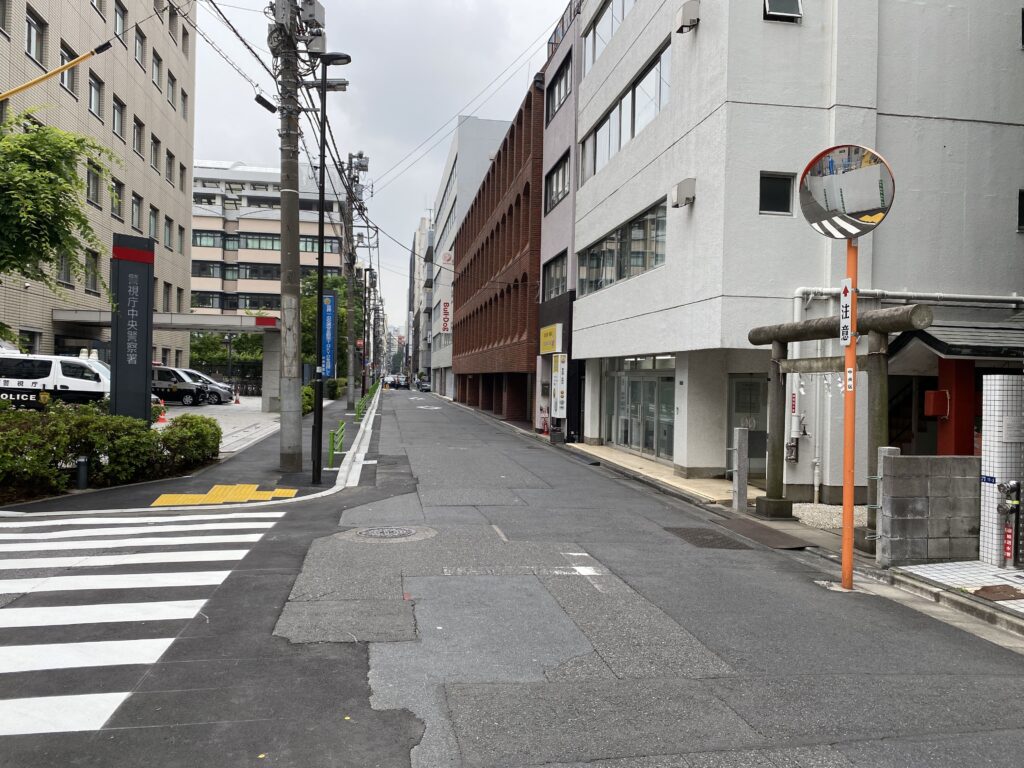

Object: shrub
[325,377,347,400]
[161,413,222,470]
[0,407,72,497]
[302,384,314,414]
[63,402,165,487]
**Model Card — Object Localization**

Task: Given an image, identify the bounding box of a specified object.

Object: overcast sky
[194,0,561,330]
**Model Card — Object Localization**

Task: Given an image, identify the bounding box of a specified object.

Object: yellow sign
[539,323,563,355]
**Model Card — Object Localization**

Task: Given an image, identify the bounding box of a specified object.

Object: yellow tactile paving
[151,485,300,507]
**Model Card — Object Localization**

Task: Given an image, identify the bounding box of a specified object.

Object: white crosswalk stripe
[0,508,284,735]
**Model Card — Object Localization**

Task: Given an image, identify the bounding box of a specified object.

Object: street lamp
[304,51,350,485]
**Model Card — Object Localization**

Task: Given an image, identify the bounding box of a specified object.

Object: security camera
[24,282,30,290]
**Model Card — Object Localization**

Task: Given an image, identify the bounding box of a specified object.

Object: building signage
[539,323,563,355]
[551,353,568,419]
[110,234,154,421]
[322,292,336,378]
[441,301,451,333]
[839,279,852,346]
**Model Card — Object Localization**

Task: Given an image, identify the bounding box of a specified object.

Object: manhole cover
[664,527,751,550]
[357,526,416,539]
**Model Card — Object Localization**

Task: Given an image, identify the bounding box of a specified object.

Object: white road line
[819,219,844,238]
[0,512,284,529]
[0,522,275,541]
[831,215,861,235]
[0,534,263,553]
[0,550,250,571]
[0,638,174,674]
[811,222,825,235]
[0,570,231,595]
[0,692,131,736]
[0,600,208,628]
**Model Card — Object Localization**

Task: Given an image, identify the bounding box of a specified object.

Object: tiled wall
[981,376,1024,566]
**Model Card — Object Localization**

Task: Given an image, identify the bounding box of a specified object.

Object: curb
[888,569,1024,639]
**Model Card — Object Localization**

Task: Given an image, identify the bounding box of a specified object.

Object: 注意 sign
[110,234,154,421]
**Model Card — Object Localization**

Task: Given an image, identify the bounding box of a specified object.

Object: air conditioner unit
[676,0,700,33]
[671,178,697,207]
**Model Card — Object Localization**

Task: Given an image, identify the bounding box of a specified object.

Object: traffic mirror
[799,145,895,239]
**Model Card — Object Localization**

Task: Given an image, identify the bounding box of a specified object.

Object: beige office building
[0,0,195,364]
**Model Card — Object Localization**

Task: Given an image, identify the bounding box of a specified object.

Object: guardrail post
[327,431,335,469]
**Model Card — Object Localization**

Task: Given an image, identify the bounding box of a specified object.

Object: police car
[0,353,109,408]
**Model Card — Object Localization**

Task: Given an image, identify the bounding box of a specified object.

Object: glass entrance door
[628,379,643,450]
[642,379,656,454]
[728,374,768,477]
[611,372,675,460]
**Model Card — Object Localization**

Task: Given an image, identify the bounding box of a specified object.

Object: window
[134,29,146,67]
[131,193,143,231]
[148,205,158,238]
[179,163,187,190]
[112,97,125,138]
[26,8,45,64]
[577,200,666,297]
[0,0,8,33]
[543,253,568,302]
[237,294,282,311]
[191,291,222,309]
[132,117,144,154]
[163,281,171,311]
[85,251,99,294]
[114,2,126,40]
[62,360,100,382]
[580,43,670,185]
[764,0,803,23]
[59,43,77,93]
[150,135,161,171]
[176,287,184,312]
[181,27,189,58]
[165,150,174,183]
[163,216,173,249]
[191,261,223,278]
[181,90,189,120]
[545,153,570,213]
[167,72,176,107]
[56,252,72,285]
[111,178,124,219]
[177,225,185,254]
[1018,190,1024,232]
[192,230,224,248]
[86,164,101,207]
[581,0,636,76]
[546,54,572,123]
[88,72,103,118]
[151,51,162,89]
[299,235,340,253]
[90,0,104,16]
[168,6,178,40]
[239,232,282,250]
[759,173,794,214]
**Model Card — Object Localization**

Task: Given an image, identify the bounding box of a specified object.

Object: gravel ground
[794,502,867,530]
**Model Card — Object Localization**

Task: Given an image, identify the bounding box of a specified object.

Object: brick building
[453,77,544,422]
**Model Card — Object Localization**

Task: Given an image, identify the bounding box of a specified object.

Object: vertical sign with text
[322,291,336,378]
[110,234,155,421]
[839,278,852,347]
[551,353,568,419]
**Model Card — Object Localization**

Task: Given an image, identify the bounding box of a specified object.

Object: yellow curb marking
[152,485,299,507]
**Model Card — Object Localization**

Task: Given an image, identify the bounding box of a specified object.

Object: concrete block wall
[877,456,981,568]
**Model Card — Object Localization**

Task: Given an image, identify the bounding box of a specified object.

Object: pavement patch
[151,484,298,507]
[275,599,416,643]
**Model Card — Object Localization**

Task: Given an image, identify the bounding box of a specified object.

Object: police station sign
[109,234,154,421]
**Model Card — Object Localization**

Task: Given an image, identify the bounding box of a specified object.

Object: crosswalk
[0,508,286,737]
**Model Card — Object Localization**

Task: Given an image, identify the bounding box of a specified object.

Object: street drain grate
[357,526,416,539]
[664,527,751,550]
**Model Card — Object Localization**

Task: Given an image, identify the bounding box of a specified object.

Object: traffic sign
[839,279,853,346]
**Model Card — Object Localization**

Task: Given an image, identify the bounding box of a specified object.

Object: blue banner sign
[322,293,336,378]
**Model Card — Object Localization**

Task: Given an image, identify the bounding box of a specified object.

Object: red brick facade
[452,78,544,421]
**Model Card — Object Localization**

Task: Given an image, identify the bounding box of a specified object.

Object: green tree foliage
[189,331,263,366]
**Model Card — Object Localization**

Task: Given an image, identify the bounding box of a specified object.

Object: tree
[0,111,115,340]
[189,331,263,367]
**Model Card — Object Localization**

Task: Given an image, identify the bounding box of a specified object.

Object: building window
[581,0,636,76]
[163,216,173,249]
[132,117,144,155]
[59,43,77,93]
[165,150,174,183]
[191,291,222,309]
[85,251,100,294]
[546,54,572,123]
[163,281,171,311]
[764,0,802,23]
[91,0,104,16]
[577,200,666,297]
[88,72,103,118]
[131,193,143,231]
[0,0,8,33]
[759,173,794,215]
[191,260,223,278]
[111,178,124,219]
[580,43,670,185]
[543,253,568,302]
[545,153,571,213]
[239,232,282,250]
[26,8,46,64]
[192,230,224,248]
[150,135,161,171]
[151,51,162,89]
[167,71,176,107]
[176,287,184,312]
[56,252,72,285]
[168,5,178,40]
[179,163,187,190]
[181,90,189,120]
[112,97,125,138]
[148,206,159,239]
[114,2,126,40]
[134,29,146,67]
[1018,190,1024,232]
[86,164,102,207]
[177,225,185,254]
[181,27,189,58]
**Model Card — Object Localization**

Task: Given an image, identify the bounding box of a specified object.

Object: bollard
[731,427,749,512]
[76,456,89,490]
[328,431,335,469]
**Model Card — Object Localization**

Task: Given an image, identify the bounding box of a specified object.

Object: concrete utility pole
[270,1,303,472]
[342,180,356,409]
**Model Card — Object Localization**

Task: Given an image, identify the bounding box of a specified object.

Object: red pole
[842,238,858,590]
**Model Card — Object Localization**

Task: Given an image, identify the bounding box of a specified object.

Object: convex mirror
[800,145,895,239]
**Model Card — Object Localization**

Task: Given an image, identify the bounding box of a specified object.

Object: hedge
[0,401,222,502]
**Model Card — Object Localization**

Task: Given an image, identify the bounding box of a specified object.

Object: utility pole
[269,1,302,472]
[342,179,356,409]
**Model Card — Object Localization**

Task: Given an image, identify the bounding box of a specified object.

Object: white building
[572,0,1024,503]
[408,216,432,379]
[429,117,509,399]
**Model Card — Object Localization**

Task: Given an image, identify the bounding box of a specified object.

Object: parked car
[395,375,410,389]
[0,352,108,407]
[152,365,208,406]
[182,369,233,404]
[416,379,432,392]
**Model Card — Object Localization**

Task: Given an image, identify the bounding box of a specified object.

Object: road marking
[152,485,298,507]
[0,693,131,736]
[491,524,509,543]
[0,638,175,674]
[0,570,231,595]
[0,512,285,529]
[831,215,861,235]
[0,534,263,553]
[0,522,275,540]
[0,550,249,571]
[819,219,844,238]
[0,600,208,628]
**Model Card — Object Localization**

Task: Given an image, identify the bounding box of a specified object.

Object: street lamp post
[306,52,350,485]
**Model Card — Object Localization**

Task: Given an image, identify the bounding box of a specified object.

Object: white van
[0,353,110,408]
